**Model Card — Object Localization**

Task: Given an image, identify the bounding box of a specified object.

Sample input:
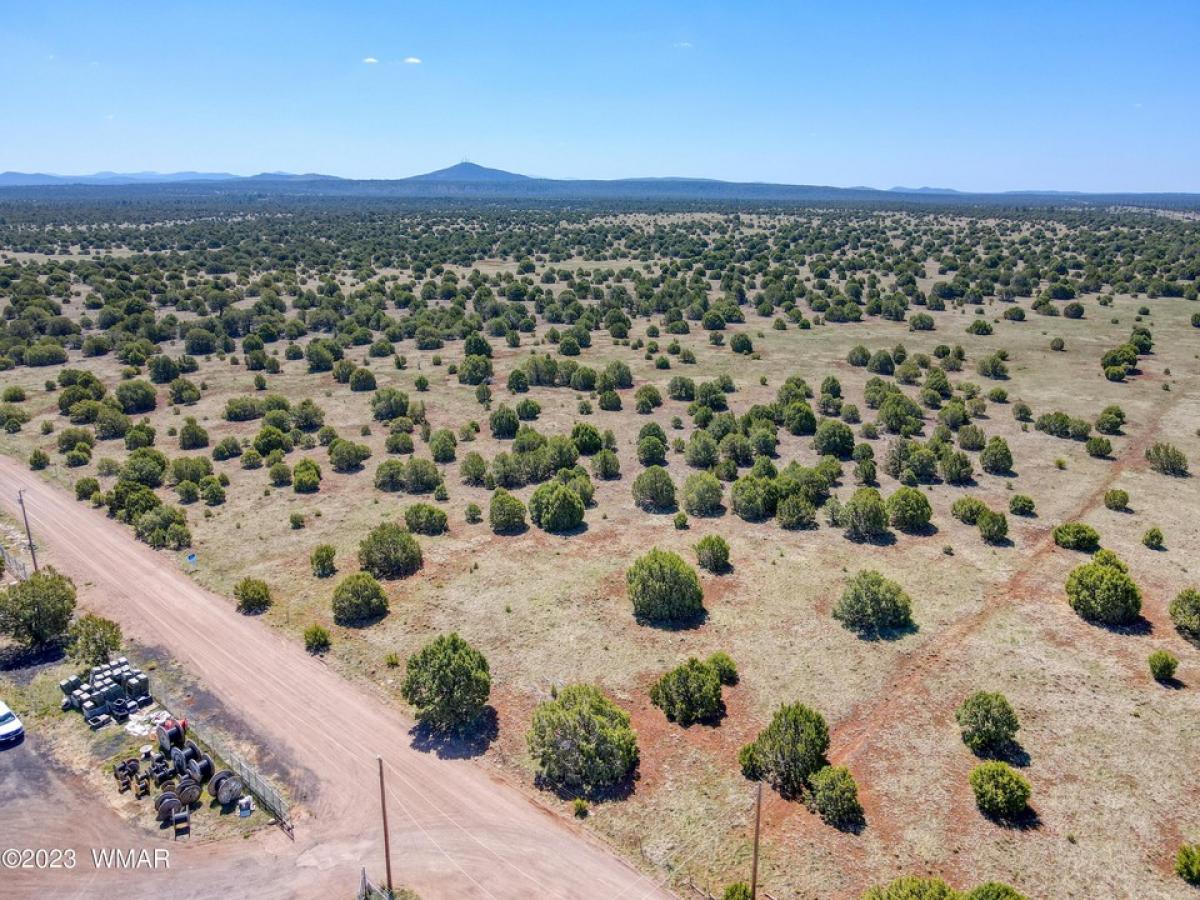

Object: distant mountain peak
[407,162,530,183]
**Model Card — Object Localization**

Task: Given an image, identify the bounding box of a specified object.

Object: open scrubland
[1,200,1199,898]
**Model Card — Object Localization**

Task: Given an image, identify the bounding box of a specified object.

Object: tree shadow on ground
[1103,616,1153,637]
[975,740,1031,768]
[850,621,919,643]
[536,768,639,805]
[988,805,1042,831]
[408,707,498,760]
[637,608,709,632]
[0,642,65,676]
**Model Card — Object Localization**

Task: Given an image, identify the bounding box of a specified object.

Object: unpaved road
[0,456,672,900]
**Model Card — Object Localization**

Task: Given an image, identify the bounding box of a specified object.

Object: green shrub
[331,572,388,625]
[965,884,1027,900]
[1148,650,1178,682]
[682,472,723,516]
[969,761,1030,819]
[1103,489,1128,511]
[706,651,738,685]
[809,765,863,828]
[358,522,423,579]
[67,614,122,667]
[650,657,723,725]
[834,570,913,637]
[528,482,585,532]
[74,477,100,501]
[1142,527,1164,550]
[776,493,817,530]
[627,549,704,623]
[695,534,730,573]
[977,509,1008,544]
[405,503,448,536]
[29,448,49,470]
[1053,522,1100,552]
[591,448,621,480]
[739,702,829,797]
[526,684,638,796]
[1169,588,1200,639]
[1176,844,1200,886]
[840,487,890,541]
[861,876,960,900]
[886,487,931,532]
[233,578,272,615]
[722,884,752,900]
[304,624,331,654]
[1145,442,1188,477]
[311,544,337,578]
[631,465,676,512]
[401,633,491,731]
[489,488,527,534]
[1066,550,1141,625]
[955,691,1019,755]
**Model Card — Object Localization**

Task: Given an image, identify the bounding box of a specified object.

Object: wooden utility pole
[750,781,763,899]
[377,756,394,897]
[17,490,38,572]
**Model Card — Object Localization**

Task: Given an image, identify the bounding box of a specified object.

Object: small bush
[358,522,423,579]
[1142,527,1164,550]
[1177,844,1200,886]
[405,503,448,536]
[1008,494,1035,517]
[627,549,704,623]
[886,487,931,532]
[861,877,959,900]
[526,684,639,796]
[833,570,913,637]
[401,633,491,731]
[1148,650,1178,683]
[977,509,1008,544]
[1103,489,1128,511]
[695,534,730,573]
[233,578,272,615]
[650,657,723,725]
[969,761,1030,820]
[1169,588,1200,639]
[739,702,829,798]
[955,691,1019,755]
[1145,442,1188,477]
[809,765,863,828]
[1053,522,1100,552]
[304,625,331,654]
[489,489,527,534]
[1066,550,1141,626]
[311,544,337,577]
[631,465,676,512]
[706,651,738,685]
[331,572,388,625]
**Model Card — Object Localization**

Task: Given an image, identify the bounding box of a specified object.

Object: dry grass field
[1,207,1198,898]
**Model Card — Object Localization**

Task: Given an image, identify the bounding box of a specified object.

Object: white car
[0,701,24,743]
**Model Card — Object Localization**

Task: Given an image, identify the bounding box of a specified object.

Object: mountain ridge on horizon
[0,163,1195,202]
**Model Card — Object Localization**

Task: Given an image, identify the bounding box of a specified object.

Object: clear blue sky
[3,1,1197,192]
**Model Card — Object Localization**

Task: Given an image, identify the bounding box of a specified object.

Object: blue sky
[2,1,1197,191]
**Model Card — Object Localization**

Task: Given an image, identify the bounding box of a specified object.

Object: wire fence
[154,685,293,836]
[0,543,29,581]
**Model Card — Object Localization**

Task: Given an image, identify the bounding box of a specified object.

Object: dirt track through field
[0,456,672,900]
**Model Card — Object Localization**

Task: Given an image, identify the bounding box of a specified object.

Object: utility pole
[377,756,394,898]
[17,489,38,572]
[750,781,763,899]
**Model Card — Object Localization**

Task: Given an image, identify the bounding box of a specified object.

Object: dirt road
[0,456,672,900]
